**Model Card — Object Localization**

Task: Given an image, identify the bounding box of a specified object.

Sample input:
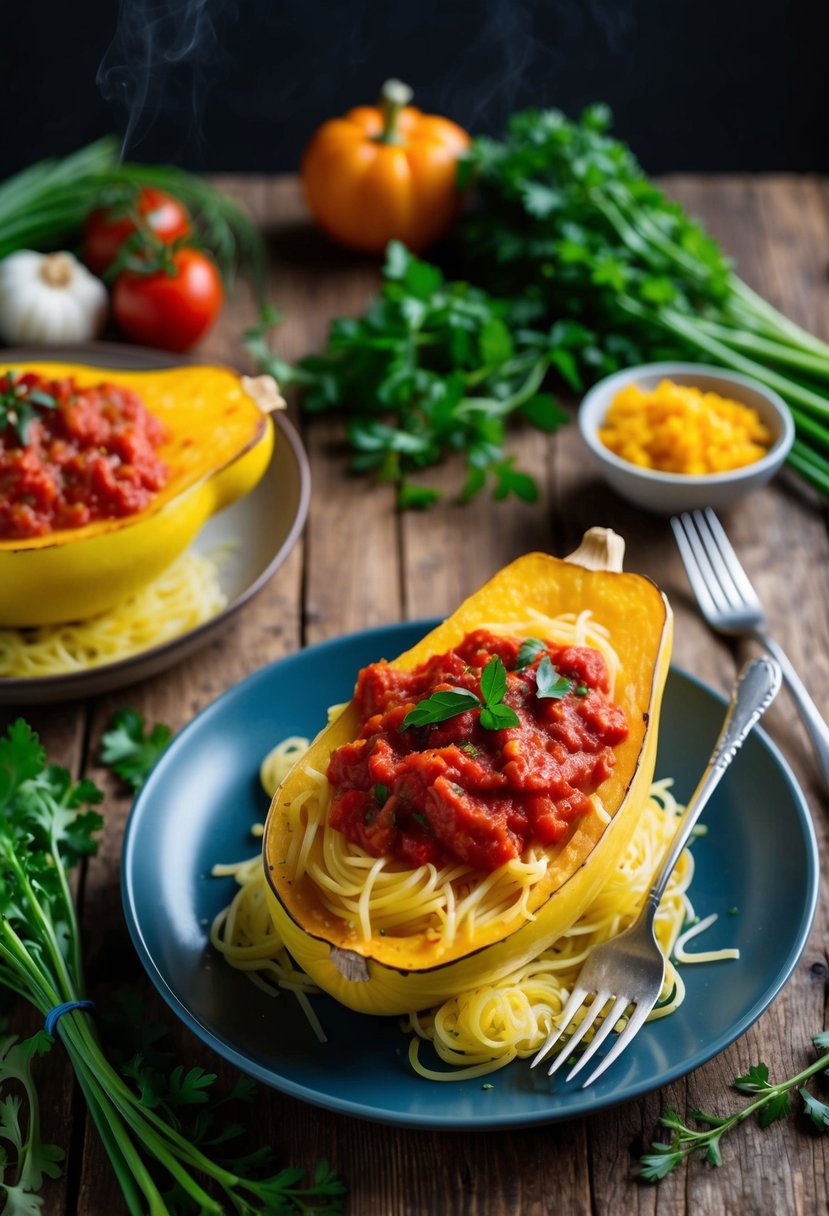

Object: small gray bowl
[578,362,795,514]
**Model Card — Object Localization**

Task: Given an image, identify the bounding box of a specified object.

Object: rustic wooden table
[5,175,828,1215]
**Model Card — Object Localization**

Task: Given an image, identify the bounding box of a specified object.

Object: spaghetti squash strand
[213,776,739,1079]
[0,549,226,677]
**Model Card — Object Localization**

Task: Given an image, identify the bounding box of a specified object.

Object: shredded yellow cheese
[598,379,772,475]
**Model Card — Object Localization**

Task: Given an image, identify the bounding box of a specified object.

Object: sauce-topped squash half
[0,361,278,626]
[263,529,673,1015]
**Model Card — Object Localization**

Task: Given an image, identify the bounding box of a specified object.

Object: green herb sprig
[246,242,568,509]
[640,1033,829,1180]
[515,637,547,671]
[402,655,520,730]
[0,371,60,445]
[0,719,344,1214]
[100,707,172,791]
[462,104,829,499]
[535,656,573,700]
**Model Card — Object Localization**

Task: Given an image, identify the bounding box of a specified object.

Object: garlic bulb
[0,251,108,344]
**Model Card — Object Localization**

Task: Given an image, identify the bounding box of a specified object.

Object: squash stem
[376,78,413,145]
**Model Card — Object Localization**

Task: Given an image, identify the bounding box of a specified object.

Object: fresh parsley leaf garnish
[374,783,389,806]
[535,656,573,700]
[99,707,172,791]
[401,688,481,728]
[480,652,508,705]
[515,638,547,671]
[639,1035,829,1180]
[479,702,520,730]
[0,371,60,445]
[402,656,519,732]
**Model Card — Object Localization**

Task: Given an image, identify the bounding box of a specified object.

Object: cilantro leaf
[402,688,481,728]
[100,708,172,791]
[479,703,519,730]
[480,654,508,705]
[0,372,60,446]
[402,654,520,732]
[734,1063,771,1093]
[535,656,573,700]
[515,638,546,671]
[800,1089,829,1129]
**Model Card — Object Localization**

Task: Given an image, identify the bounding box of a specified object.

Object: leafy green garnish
[99,707,172,791]
[0,371,60,445]
[246,242,568,508]
[515,638,547,671]
[402,655,519,731]
[374,783,389,807]
[401,688,481,729]
[462,104,829,501]
[0,719,345,1214]
[250,101,829,507]
[535,657,573,700]
[639,1036,829,1180]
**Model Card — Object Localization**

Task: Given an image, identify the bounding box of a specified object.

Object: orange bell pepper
[301,79,470,254]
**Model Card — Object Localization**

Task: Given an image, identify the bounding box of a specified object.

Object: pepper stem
[377,78,414,145]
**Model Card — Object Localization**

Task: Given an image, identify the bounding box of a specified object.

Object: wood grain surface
[2,175,828,1216]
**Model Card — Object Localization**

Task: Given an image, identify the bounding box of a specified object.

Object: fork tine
[689,509,748,611]
[564,993,631,1082]
[699,508,763,609]
[577,998,655,1089]
[678,513,735,614]
[545,988,611,1077]
[530,983,589,1068]
[669,515,722,620]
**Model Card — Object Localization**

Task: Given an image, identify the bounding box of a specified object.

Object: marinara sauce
[327,629,629,873]
[0,370,169,540]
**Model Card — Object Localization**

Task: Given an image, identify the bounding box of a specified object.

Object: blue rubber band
[44,999,96,1037]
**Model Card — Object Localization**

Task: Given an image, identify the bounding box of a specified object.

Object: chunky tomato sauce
[327,629,629,873]
[0,370,169,540]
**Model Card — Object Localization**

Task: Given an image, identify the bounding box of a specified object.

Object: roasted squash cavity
[262,529,673,1016]
[0,361,276,626]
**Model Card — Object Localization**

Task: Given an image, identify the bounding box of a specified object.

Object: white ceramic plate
[0,343,310,704]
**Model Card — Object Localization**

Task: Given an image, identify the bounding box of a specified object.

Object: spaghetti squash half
[262,529,672,1015]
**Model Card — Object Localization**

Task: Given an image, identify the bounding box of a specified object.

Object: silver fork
[672,507,829,791]
[531,655,781,1089]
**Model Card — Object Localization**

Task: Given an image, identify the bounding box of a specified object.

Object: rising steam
[97,0,235,160]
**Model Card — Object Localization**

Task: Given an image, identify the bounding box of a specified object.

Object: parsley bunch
[0,719,343,1215]
[640,1033,829,1178]
[247,241,568,508]
[462,105,829,496]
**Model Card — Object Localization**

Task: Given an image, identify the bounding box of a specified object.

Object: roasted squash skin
[263,531,673,1016]
[0,361,275,626]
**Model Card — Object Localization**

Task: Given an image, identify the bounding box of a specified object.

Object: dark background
[4,0,828,175]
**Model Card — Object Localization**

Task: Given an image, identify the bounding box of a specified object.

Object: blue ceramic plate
[122,621,819,1129]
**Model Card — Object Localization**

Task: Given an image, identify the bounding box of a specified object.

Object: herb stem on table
[640,1033,829,1179]
[0,719,344,1214]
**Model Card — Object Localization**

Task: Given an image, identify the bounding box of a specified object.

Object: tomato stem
[376,78,413,145]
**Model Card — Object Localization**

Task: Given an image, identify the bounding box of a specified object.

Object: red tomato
[112,249,224,352]
[84,187,192,276]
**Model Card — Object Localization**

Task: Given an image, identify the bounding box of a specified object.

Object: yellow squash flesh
[263,529,673,1015]
[0,361,276,626]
